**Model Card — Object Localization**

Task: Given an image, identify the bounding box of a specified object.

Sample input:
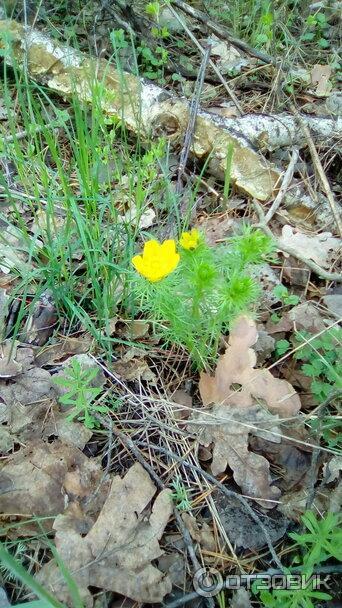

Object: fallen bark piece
[37,463,173,606]
[1,19,278,200]
[2,22,340,199]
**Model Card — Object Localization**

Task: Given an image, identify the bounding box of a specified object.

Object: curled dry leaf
[199,316,301,417]
[192,404,282,505]
[0,340,35,379]
[182,513,216,552]
[34,333,94,366]
[278,225,340,269]
[266,301,326,335]
[0,341,22,378]
[112,347,157,384]
[310,64,332,97]
[208,34,251,74]
[0,366,53,406]
[0,440,102,521]
[21,290,57,346]
[37,463,172,606]
[193,316,301,504]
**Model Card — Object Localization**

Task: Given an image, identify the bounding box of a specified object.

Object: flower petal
[132,254,145,273]
[161,239,176,256]
[143,240,160,260]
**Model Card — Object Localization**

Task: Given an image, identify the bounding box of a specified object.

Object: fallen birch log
[0,20,340,201]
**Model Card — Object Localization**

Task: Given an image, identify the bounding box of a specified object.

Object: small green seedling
[53,359,108,429]
[271,284,300,324]
[274,338,291,357]
[171,477,192,511]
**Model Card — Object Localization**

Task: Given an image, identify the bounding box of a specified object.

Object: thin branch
[290,104,342,237]
[176,43,212,193]
[167,3,243,114]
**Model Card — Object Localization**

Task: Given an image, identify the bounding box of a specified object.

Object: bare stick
[264,148,299,224]
[176,43,212,193]
[167,4,243,114]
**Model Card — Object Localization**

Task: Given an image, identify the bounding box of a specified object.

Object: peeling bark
[0,20,340,201]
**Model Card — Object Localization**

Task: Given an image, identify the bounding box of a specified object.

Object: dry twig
[176,43,212,194]
[167,4,243,114]
[264,148,299,224]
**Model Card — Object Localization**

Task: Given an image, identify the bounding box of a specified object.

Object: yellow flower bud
[179,229,200,250]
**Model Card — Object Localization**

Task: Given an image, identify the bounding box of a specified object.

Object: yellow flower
[132,239,180,282]
[179,229,200,250]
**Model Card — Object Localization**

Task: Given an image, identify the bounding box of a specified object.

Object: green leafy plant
[290,511,342,571]
[53,359,108,428]
[274,338,291,357]
[273,284,300,308]
[254,511,341,608]
[253,2,274,49]
[132,226,274,369]
[294,327,342,402]
[293,328,342,449]
[301,12,330,48]
[136,41,169,81]
[271,285,300,358]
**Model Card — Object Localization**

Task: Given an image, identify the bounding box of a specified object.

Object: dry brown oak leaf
[199,316,301,416]
[0,440,102,521]
[37,462,173,606]
[195,316,301,505]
